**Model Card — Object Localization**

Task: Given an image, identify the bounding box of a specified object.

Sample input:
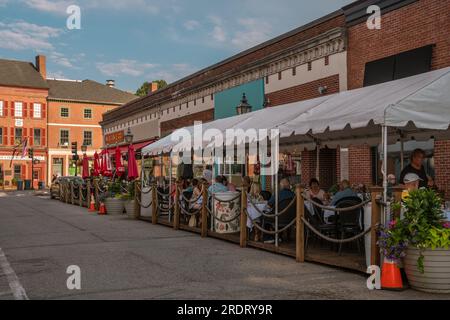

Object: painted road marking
[0,248,29,300]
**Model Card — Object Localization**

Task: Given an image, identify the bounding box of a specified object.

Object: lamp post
[236,93,252,115]
[125,127,134,145]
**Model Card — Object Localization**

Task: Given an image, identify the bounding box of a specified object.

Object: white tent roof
[142,67,450,156]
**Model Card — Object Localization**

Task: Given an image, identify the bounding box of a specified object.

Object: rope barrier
[247,194,297,218]
[211,192,241,203]
[179,205,201,216]
[245,209,296,235]
[136,196,153,209]
[302,195,370,212]
[207,207,241,223]
[301,217,375,244]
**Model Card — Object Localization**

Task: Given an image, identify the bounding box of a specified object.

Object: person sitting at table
[242,176,252,193]
[249,182,264,202]
[305,178,327,202]
[222,175,237,192]
[208,175,229,195]
[331,180,358,206]
[268,178,295,208]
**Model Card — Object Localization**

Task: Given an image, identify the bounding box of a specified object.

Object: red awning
[106,139,158,154]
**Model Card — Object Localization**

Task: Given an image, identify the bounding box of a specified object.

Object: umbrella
[93,152,100,177]
[127,144,139,181]
[115,146,125,177]
[101,150,112,177]
[82,155,90,179]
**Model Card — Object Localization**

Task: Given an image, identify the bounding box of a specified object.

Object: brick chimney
[150,82,159,94]
[35,55,46,79]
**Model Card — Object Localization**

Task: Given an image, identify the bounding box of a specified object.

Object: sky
[0,0,354,93]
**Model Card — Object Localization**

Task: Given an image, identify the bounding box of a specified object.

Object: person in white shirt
[306,178,327,202]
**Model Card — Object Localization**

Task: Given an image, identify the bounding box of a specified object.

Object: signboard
[15,119,23,127]
[105,130,124,145]
[0,155,45,161]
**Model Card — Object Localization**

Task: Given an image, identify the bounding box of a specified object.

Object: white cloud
[96,59,158,77]
[21,0,72,15]
[208,16,227,43]
[47,70,66,79]
[184,20,200,31]
[0,21,62,51]
[230,18,273,50]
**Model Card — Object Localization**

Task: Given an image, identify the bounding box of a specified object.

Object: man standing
[400,149,429,189]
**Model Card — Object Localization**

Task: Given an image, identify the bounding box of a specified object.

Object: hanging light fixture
[236,93,252,115]
[124,127,134,144]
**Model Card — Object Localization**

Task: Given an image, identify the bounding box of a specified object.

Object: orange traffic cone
[99,202,107,215]
[381,259,403,290]
[88,195,96,213]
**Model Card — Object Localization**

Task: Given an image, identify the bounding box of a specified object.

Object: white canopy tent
[142,67,450,199]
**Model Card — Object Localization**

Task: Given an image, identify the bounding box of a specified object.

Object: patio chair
[304,205,338,251]
[260,190,272,201]
[263,198,296,242]
[334,197,364,256]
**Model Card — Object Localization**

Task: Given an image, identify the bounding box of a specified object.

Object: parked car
[50,176,83,200]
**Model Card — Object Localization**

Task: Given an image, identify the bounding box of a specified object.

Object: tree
[135,80,168,97]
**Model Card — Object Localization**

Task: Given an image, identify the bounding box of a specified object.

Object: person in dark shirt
[268,178,295,208]
[400,149,429,189]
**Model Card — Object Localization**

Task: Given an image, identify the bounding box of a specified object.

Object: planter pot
[124,200,136,218]
[104,198,125,216]
[404,246,450,293]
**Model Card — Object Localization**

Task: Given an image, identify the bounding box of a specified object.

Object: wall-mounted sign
[0,155,45,161]
[15,119,23,127]
[105,131,124,145]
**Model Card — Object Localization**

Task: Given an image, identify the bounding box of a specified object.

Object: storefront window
[34,129,41,146]
[14,165,21,179]
[15,128,23,145]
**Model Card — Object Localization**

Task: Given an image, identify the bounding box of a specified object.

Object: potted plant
[121,181,137,218]
[104,180,125,216]
[378,189,450,293]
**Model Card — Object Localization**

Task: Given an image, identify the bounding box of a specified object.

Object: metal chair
[334,197,364,256]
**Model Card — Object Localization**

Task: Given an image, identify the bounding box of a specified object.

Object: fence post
[87,180,91,208]
[134,181,141,219]
[174,187,180,230]
[240,190,247,248]
[296,186,305,263]
[370,187,383,267]
[94,180,100,210]
[79,184,83,207]
[201,183,208,238]
[152,184,157,225]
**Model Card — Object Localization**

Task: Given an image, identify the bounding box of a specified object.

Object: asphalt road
[0,191,449,300]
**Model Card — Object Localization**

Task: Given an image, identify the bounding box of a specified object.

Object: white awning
[142,67,450,156]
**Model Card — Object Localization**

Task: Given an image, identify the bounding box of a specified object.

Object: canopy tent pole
[382,125,388,229]
[168,155,172,223]
[274,143,279,247]
[399,131,405,171]
[316,144,320,181]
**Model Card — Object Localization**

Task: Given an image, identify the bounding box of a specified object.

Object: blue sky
[0,0,353,92]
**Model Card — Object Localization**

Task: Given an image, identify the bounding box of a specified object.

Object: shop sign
[0,155,45,161]
[105,131,125,145]
[15,119,23,127]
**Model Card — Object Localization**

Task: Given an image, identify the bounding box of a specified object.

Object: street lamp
[236,93,252,115]
[125,127,134,145]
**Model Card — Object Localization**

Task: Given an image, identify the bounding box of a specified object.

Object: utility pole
[28,148,34,190]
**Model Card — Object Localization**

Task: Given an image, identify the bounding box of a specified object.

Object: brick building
[102,0,450,194]
[0,57,48,189]
[47,79,136,183]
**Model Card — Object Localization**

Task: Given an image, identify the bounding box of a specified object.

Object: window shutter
[42,104,46,118]
[3,127,7,145]
[42,128,46,146]
[10,128,14,145]
[23,103,28,117]
[29,128,33,146]
[11,102,15,117]
[30,103,34,118]
[4,101,7,117]
[21,165,26,180]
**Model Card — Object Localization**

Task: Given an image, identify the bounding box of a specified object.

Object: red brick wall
[348,145,372,186]
[301,148,337,190]
[161,109,214,136]
[266,75,340,107]
[347,0,450,89]
[434,140,450,200]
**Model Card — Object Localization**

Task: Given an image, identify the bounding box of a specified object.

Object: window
[325,56,330,66]
[60,129,69,146]
[83,131,92,146]
[14,102,23,117]
[34,129,41,146]
[60,107,69,118]
[292,67,296,76]
[14,165,21,179]
[278,72,282,80]
[307,62,312,71]
[33,103,42,118]
[364,45,433,87]
[0,128,2,145]
[84,109,92,119]
[0,101,3,116]
[14,128,23,145]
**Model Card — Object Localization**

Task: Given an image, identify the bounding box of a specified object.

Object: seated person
[208,175,229,194]
[242,176,252,193]
[268,178,295,208]
[403,173,422,193]
[249,183,264,202]
[331,180,358,206]
[305,178,327,202]
[222,175,237,192]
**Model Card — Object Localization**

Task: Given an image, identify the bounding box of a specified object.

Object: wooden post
[134,181,141,219]
[174,187,180,230]
[240,190,247,248]
[370,187,383,267]
[94,180,99,210]
[201,183,208,238]
[79,183,83,207]
[151,184,158,225]
[87,180,91,208]
[296,186,305,262]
